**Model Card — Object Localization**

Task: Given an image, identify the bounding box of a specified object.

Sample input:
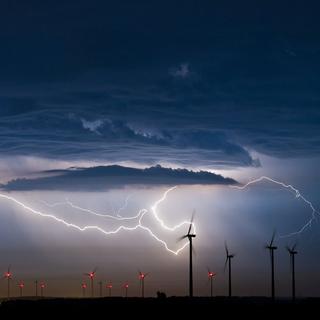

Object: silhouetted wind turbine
[40,282,45,298]
[207,268,216,298]
[84,267,97,297]
[81,282,87,297]
[123,282,129,298]
[224,242,235,297]
[18,281,24,297]
[286,243,298,301]
[107,282,113,297]
[35,280,38,297]
[99,281,103,297]
[138,271,148,298]
[4,265,12,299]
[177,211,196,297]
[266,231,277,300]
[266,231,278,300]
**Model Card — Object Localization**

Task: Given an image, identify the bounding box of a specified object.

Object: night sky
[0,0,319,297]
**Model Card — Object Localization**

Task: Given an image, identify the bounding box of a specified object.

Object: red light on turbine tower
[208,271,216,278]
[123,282,129,298]
[84,268,97,298]
[139,273,146,280]
[138,271,148,298]
[18,281,24,297]
[82,283,87,289]
[207,268,217,298]
[40,282,45,289]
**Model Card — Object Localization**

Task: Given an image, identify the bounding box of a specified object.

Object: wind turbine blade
[187,210,195,235]
[270,230,276,246]
[286,245,291,253]
[93,267,98,273]
[292,242,298,251]
[177,235,188,242]
[224,257,228,272]
[224,241,229,257]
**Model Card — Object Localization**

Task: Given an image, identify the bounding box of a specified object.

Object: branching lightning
[231,176,320,237]
[151,186,196,233]
[1,175,316,256]
[0,187,192,255]
[40,195,142,221]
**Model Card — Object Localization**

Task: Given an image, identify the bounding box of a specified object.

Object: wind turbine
[106,282,113,297]
[207,268,216,298]
[35,280,38,297]
[224,242,235,297]
[177,211,196,297]
[4,266,12,299]
[266,231,277,300]
[138,271,148,298]
[84,267,97,298]
[18,281,25,297]
[123,282,129,298]
[81,282,87,297]
[40,282,45,298]
[286,243,298,301]
[99,281,103,297]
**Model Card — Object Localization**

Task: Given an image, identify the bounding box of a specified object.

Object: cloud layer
[1,165,237,191]
[0,0,319,172]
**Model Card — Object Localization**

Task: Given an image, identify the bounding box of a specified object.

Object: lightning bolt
[40,196,142,221]
[42,187,196,235]
[2,175,312,256]
[115,194,132,217]
[0,188,190,255]
[231,176,320,237]
[151,186,196,233]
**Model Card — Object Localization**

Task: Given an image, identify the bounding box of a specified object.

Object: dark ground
[1,297,319,317]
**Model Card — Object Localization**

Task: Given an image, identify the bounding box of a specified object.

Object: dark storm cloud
[0,0,319,168]
[1,165,237,191]
[0,101,260,167]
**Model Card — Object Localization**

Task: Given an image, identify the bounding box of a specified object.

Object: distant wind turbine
[106,282,113,297]
[81,282,87,297]
[286,243,298,301]
[18,281,24,297]
[35,280,38,297]
[4,266,12,299]
[84,267,97,297]
[99,281,103,297]
[138,271,148,298]
[40,281,45,298]
[123,282,129,298]
[207,268,216,298]
[224,242,235,297]
[266,231,277,300]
